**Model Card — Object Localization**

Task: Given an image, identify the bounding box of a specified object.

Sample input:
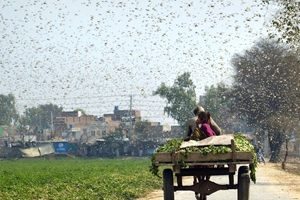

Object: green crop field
[0,157,163,200]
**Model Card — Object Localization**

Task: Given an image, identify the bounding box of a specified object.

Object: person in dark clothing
[257,147,266,165]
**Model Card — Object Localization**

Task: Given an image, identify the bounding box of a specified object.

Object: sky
[0,0,274,125]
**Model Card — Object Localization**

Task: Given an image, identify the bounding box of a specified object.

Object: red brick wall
[64,116,97,128]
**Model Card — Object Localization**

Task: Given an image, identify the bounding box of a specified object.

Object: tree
[134,120,151,139]
[103,127,124,157]
[132,120,160,152]
[230,38,300,162]
[22,103,63,130]
[0,93,18,126]
[203,85,219,117]
[20,107,44,127]
[153,72,197,129]
[263,0,300,47]
[39,104,63,129]
[74,108,87,116]
[203,83,231,124]
[202,83,240,133]
[266,114,299,169]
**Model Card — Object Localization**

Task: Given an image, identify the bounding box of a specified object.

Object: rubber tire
[238,166,250,200]
[163,168,174,200]
[238,166,249,178]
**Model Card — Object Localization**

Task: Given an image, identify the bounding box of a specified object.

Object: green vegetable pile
[150,133,258,183]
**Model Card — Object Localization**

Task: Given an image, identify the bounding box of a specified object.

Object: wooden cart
[153,139,253,200]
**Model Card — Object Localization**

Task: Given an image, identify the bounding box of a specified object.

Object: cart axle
[174,180,238,196]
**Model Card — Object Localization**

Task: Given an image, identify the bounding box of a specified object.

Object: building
[53,107,142,142]
[53,111,99,141]
[104,106,141,121]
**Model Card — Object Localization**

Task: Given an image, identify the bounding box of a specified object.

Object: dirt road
[138,163,300,200]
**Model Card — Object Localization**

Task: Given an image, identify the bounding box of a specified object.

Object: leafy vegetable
[0,158,161,200]
[150,133,258,183]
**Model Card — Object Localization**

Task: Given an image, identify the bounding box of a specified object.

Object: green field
[0,157,163,200]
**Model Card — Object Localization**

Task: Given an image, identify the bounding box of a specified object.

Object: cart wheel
[238,166,250,200]
[163,168,174,200]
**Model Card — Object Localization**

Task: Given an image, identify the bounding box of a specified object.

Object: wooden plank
[154,152,172,163]
[231,139,236,161]
[154,151,252,165]
[155,161,251,167]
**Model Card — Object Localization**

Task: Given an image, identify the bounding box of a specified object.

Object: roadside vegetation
[0,157,162,200]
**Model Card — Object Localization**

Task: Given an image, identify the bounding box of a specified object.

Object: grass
[0,157,163,200]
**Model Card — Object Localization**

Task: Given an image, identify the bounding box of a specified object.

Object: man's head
[193,106,205,116]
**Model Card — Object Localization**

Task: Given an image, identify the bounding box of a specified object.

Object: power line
[15,94,174,122]
[16,94,144,101]
[15,94,167,101]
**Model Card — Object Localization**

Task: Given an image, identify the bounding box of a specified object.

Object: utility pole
[50,111,54,138]
[129,95,133,139]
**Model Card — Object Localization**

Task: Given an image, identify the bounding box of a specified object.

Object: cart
[153,138,253,200]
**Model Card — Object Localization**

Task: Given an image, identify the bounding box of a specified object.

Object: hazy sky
[0,0,273,125]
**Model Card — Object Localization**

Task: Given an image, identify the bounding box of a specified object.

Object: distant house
[148,124,170,139]
[0,126,17,140]
[170,125,182,138]
[104,107,141,121]
[53,111,99,141]
[103,107,141,136]
[53,108,143,142]
[52,108,185,147]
